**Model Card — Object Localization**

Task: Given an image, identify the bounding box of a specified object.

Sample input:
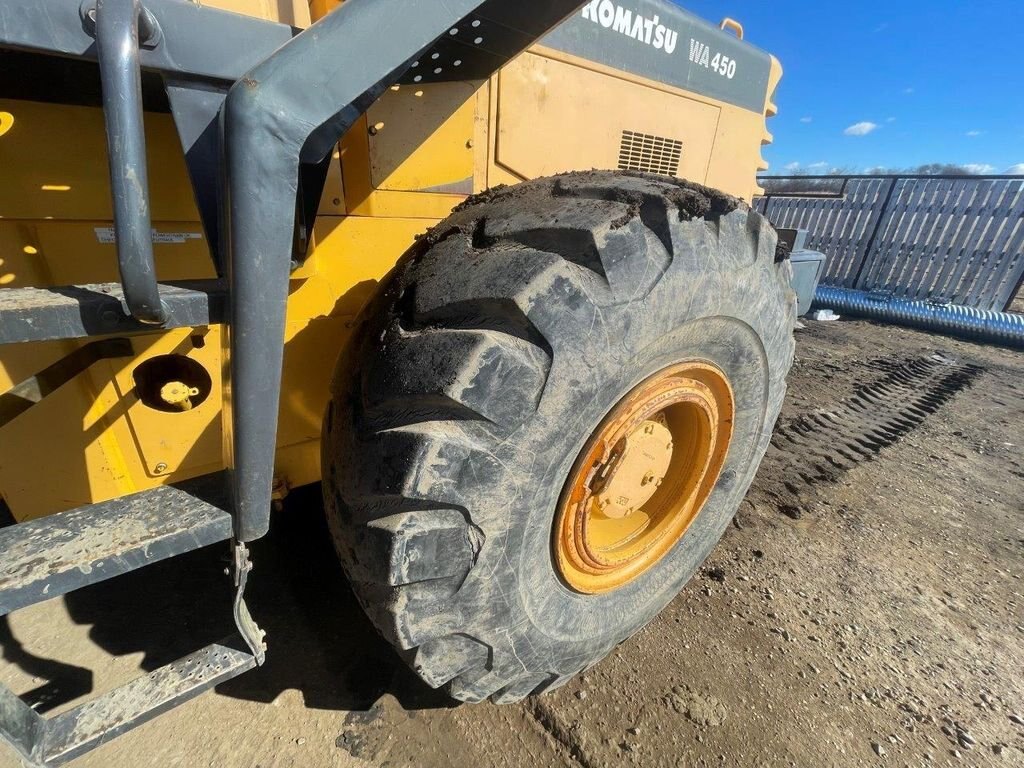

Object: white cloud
[844,121,878,136]
[965,130,983,137]
[886,117,897,123]
[783,161,831,173]
[799,116,813,123]
[1006,163,1024,175]
[903,87,914,94]
[963,163,995,174]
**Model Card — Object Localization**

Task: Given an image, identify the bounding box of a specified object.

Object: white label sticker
[94,227,203,244]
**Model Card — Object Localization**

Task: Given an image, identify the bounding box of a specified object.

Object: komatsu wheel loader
[0,0,792,763]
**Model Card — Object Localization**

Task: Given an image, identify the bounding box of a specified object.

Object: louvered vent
[617,130,683,176]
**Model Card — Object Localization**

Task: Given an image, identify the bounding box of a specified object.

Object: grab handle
[719,17,744,40]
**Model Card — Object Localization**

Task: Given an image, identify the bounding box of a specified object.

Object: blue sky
[677,0,1024,175]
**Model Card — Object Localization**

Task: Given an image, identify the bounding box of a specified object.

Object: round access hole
[133,355,212,413]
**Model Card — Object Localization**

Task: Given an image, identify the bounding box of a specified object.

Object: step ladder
[0,483,264,766]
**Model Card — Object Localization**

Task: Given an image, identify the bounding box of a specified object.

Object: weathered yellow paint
[367,83,480,193]
[493,51,721,187]
[0,212,437,518]
[198,0,311,26]
[0,26,778,521]
[490,45,778,202]
[308,0,343,22]
[555,362,734,594]
[754,55,784,194]
[0,100,199,223]
[338,112,470,220]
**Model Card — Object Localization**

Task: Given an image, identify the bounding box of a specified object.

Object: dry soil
[1,317,1022,767]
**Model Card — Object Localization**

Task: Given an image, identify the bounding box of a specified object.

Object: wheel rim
[553,362,735,594]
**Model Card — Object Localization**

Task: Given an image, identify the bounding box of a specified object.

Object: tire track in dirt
[525,353,986,765]
[754,354,984,518]
[528,698,601,768]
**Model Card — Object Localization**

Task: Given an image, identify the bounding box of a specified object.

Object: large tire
[323,171,795,703]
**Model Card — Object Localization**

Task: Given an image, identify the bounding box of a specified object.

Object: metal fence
[755,175,1024,312]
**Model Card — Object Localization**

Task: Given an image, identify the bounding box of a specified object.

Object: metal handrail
[94,0,167,325]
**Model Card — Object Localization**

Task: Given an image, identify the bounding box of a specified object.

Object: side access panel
[492,51,721,185]
[488,0,780,201]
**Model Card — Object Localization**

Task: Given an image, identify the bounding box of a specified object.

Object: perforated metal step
[0,485,233,616]
[0,482,263,766]
[1,638,256,766]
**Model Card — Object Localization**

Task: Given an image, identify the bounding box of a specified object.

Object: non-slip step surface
[40,639,256,766]
[0,485,232,615]
[0,280,226,343]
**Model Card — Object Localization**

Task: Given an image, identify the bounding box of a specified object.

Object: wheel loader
[0,0,793,763]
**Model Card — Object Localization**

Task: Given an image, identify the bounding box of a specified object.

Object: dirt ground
[1,317,1021,768]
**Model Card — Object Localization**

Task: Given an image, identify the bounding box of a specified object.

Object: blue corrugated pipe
[812,285,1024,349]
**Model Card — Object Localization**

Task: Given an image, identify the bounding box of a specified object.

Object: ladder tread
[0,280,226,343]
[0,485,232,615]
[41,639,256,765]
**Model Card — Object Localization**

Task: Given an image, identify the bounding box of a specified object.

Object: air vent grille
[617,130,683,176]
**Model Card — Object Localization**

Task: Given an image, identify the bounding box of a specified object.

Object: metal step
[0,480,263,766]
[0,485,233,616]
[0,280,226,344]
[2,637,256,766]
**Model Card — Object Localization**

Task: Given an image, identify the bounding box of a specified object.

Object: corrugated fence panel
[756,176,1024,311]
[758,178,891,287]
[960,182,1024,306]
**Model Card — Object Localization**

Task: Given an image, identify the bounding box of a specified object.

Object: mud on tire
[323,171,796,703]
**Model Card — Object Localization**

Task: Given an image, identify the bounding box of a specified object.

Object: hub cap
[554,362,734,594]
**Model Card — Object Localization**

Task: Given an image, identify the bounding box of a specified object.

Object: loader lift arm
[222,0,588,544]
[0,0,585,764]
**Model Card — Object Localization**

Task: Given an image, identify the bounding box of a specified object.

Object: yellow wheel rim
[554,362,734,594]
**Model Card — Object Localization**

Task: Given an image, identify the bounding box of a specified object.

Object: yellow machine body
[0,1,780,521]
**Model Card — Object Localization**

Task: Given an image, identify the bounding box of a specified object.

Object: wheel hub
[554,362,734,594]
[591,417,673,519]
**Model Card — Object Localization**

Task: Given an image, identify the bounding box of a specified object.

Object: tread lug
[364,326,549,431]
[361,509,484,586]
[413,635,491,688]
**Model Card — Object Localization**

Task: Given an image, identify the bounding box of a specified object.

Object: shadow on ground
[9,484,452,714]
